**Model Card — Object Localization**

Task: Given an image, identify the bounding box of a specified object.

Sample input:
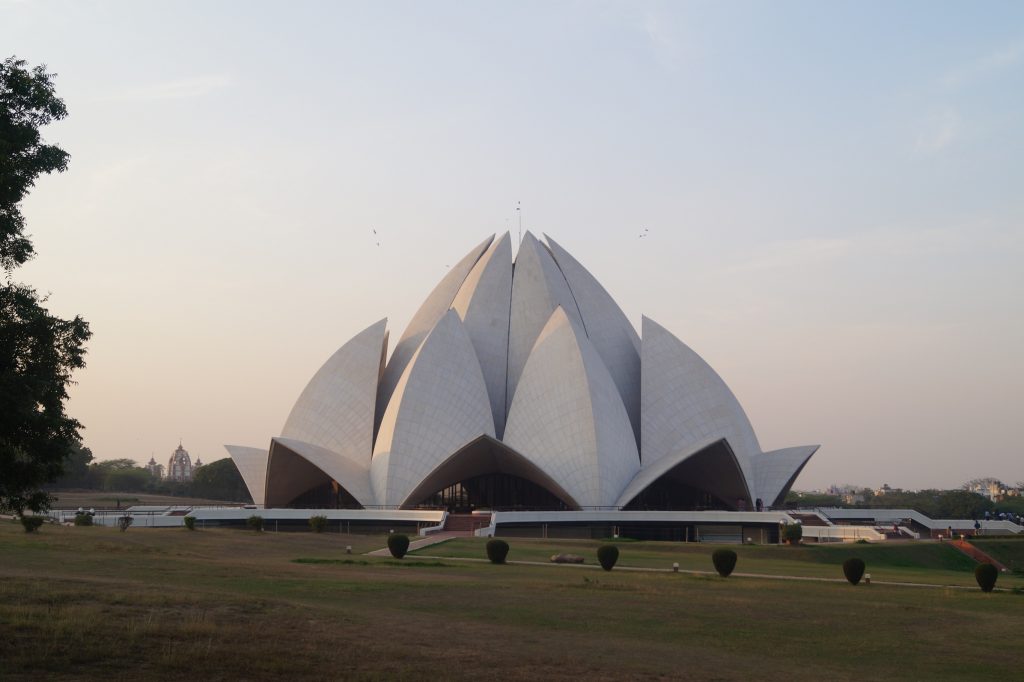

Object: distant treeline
[49,444,253,503]
[785,488,1024,520]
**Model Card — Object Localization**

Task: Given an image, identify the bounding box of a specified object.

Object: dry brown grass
[2,522,1021,681]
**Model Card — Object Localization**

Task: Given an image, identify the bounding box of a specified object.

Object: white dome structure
[226,233,817,511]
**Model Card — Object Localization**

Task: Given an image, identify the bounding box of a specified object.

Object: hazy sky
[4,1,1022,490]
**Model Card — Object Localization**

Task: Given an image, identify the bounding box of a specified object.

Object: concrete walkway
[365,533,458,557]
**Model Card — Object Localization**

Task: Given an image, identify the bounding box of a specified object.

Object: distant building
[146,457,164,479]
[167,443,197,482]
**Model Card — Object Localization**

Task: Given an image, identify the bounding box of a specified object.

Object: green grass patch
[411,536,1019,588]
[293,558,451,568]
[971,538,1024,572]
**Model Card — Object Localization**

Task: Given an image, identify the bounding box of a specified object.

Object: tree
[0,56,90,514]
[190,458,253,503]
[49,441,93,488]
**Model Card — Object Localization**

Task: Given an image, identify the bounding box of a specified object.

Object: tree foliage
[190,458,252,502]
[1,57,69,270]
[711,549,737,577]
[842,558,866,585]
[597,544,619,571]
[486,539,510,564]
[387,533,410,559]
[974,563,998,593]
[1,56,89,514]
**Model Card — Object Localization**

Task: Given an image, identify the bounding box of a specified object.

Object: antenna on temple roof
[516,201,522,244]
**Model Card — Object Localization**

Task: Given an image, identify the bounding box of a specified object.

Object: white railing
[800,525,886,542]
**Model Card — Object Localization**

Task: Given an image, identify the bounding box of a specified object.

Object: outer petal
[615,437,752,509]
[641,316,759,488]
[281,318,388,467]
[451,232,513,438]
[504,307,639,507]
[544,234,641,442]
[223,445,269,506]
[265,437,375,508]
[371,310,495,507]
[506,232,585,411]
[400,435,580,509]
[752,445,819,508]
[375,235,494,437]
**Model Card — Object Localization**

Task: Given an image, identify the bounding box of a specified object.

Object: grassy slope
[2,522,1022,681]
[413,537,1023,589]
[971,538,1024,572]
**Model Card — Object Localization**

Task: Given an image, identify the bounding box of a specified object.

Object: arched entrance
[620,439,753,511]
[402,435,578,511]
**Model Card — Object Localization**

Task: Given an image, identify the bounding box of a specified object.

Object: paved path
[365,533,458,557]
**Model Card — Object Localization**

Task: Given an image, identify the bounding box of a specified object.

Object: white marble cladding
[506,231,585,415]
[641,315,760,487]
[752,445,819,508]
[374,235,492,439]
[271,437,375,506]
[224,445,269,506]
[545,234,641,443]
[450,232,513,438]
[281,318,387,468]
[504,307,639,507]
[371,310,495,507]
[224,233,817,510]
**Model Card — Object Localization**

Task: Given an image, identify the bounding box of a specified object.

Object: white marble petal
[504,307,639,507]
[752,445,819,508]
[641,315,759,487]
[506,231,585,411]
[371,310,496,507]
[223,444,269,506]
[375,235,494,438]
[544,234,641,443]
[614,437,751,509]
[451,232,513,438]
[281,318,388,468]
[270,437,375,507]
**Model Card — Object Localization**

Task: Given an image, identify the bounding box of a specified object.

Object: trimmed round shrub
[781,522,802,544]
[597,544,619,571]
[20,516,44,533]
[388,533,410,559]
[486,539,510,564]
[184,516,196,531]
[73,513,93,527]
[843,558,866,585]
[712,549,737,577]
[309,515,328,533]
[247,515,264,532]
[975,563,998,593]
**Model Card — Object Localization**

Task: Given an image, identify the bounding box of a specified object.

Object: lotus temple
[223,232,818,537]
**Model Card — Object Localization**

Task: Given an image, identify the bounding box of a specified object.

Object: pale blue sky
[4,1,1022,489]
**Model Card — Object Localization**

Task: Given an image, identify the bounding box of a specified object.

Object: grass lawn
[413,536,1024,589]
[971,537,1024,573]
[1,522,1021,681]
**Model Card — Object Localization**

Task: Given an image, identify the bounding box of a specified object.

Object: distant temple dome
[226,233,818,511]
[167,443,195,482]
